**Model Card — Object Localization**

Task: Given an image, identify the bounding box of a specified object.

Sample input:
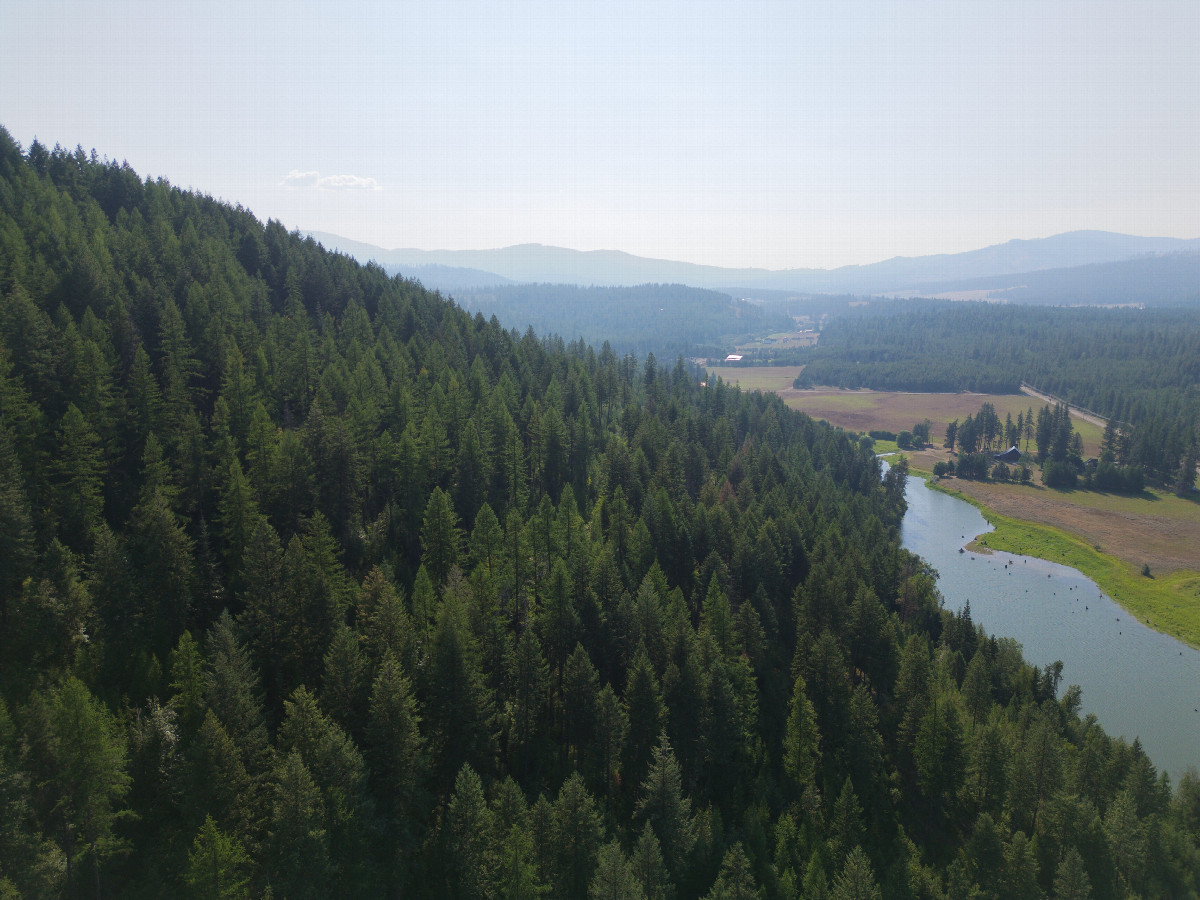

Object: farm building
[993,445,1021,463]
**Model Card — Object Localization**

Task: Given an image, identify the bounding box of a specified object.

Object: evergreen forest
[3,130,1200,899]
[794,304,1200,487]
[450,283,793,361]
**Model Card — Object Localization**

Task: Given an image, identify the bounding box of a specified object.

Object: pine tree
[263,750,331,899]
[445,764,496,900]
[495,821,546,900]
[421,486,462,587]
[591,840,647,900]
[237,517,287,711]
[505,626,550,781]
[357,566,414,670]
[424,591,495,791]
[168,630,207,734]
[26,677,130,898]
[215,457,262,587]
[624,648,665,792]
[203,612,270,774]
[183,815,253,900]
[53,403,105,548]
[631,822,675,900]
[998,831,1042,900]
[0,424,36,620]
[186,710,252,837]
[592,683,629,801]
[469,502,504,584]
[784,674,821,798]
[1053,846,1093,900]
[830,847,881,900]
[127,481,196,658]
[365,652,425,820]
[700,575,734,658]
[705,842,760,900]
[320,623,369,737]
[635,732,696,881]
[550,773,604,897]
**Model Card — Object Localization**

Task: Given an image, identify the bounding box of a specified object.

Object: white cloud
[282,169,319,188]
[318,173,381,191]
[281,169,380,191]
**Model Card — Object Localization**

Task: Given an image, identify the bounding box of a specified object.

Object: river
[899,471,1200,781]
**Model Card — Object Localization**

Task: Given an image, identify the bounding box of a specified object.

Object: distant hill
[910,250,1200,307]
[309,229,1200,299]
[391,263,515,293]
[453,283,794,357]
[306,232,512,291]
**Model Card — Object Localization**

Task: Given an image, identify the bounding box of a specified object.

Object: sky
[2,0,1199,270]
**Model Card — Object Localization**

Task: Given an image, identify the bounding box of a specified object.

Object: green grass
[1037,484,1200,522]
[871,439,900,454]
[923,476,1200,649]
[706,365,805,392]
[1071,418,1105,457]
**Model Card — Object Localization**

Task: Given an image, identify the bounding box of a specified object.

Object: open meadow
[905,448,1200,577]
[778,388,1104,456]
[711,369,1196,644]
[706,365,807,393]
[901,446,1200,647]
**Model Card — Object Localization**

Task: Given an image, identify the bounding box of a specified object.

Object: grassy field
[707,365,806,393]
[779,388,1104,456]
[905,446,1200,573]
[733,331,819,354]
[720,372,1199,646]
[922,474,1200,650]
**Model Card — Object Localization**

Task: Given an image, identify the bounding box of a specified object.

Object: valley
[708,368,1200,647]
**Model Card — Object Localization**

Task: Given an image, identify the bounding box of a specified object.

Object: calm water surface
[899,472,1200,781]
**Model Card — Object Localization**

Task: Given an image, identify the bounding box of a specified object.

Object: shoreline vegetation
[904,456,1200,651]
[703,365,1199,650]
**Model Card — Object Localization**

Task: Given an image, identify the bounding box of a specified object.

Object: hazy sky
[3,0,1198,269]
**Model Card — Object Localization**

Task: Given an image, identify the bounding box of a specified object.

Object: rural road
[1019,383,1110,429]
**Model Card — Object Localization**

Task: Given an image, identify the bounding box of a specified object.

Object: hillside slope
[2,130,1197,899]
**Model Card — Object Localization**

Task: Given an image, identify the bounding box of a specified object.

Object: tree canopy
[0,128,1197,898]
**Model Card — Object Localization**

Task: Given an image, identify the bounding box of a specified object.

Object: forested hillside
[451,283,792,359]
[795,304,1200,486]
[2,131,1199,899]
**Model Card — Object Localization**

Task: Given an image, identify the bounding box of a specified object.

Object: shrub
[1092,460,1144,494]
[956,453,991,480]
[1043,459,1078,489]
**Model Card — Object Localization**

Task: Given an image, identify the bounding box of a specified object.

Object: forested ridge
[795,304,1200,486]
[450,283,793,360]
[1,131,1199,899]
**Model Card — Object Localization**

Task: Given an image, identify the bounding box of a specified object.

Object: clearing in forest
[706,365,806,393]
[904,447,1200,578]
[776,388,1104,457]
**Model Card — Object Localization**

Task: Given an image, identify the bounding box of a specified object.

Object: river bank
[901,456,1200,650]
[898,472,1200,780]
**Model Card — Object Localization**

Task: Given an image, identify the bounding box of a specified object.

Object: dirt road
[1019,383,1110,430]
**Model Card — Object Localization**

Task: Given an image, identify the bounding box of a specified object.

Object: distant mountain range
[308,230,1200,304]
[918,251,1200,307]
